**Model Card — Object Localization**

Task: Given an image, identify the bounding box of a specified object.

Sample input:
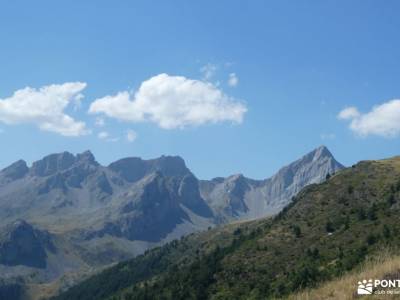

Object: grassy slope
[54,157,400,300]
[287,250,400,300]
[51,219,263,300]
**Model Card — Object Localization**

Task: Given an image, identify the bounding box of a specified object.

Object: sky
[1,0,400,180]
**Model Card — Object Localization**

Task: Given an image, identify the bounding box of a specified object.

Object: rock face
[108,155,189,183]
[0,160,28,184]
[0,220,52,268]
[0,146,343,297]
[199,146,344,221]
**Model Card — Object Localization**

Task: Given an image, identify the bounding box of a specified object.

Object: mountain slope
[199,145,343,221]
[53,156,400,300]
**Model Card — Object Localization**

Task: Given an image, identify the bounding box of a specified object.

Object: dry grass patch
[287,250,400,300]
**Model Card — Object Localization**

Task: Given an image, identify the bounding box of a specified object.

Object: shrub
[357,208,366,220]
[347,185,354,194]
[366,234,377,245]
[292,225,301,238]
[325,221,335,233]
[383,225,391,239]
[387,194,395,206]
[233,228,242,236]
[368,204,378,221]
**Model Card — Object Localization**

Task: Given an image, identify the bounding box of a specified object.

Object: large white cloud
[0,82,90,136]
[89,73,247,129]
[338,100,400,137]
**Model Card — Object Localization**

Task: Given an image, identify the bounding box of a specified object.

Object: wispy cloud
[200,63,217,81]
[228,73,239,87]
[97,130,119,142]
[0,83,90,136]
[126,129,137,142]
[89,73,247,129]
[338,100,400,137]
[338,107,360,120]
[95,117,105,127]
[97,131,109,140]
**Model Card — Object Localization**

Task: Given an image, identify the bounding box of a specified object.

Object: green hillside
[53,157,400,300]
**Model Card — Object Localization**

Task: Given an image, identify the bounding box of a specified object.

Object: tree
[383,225,391,239]
[325,221,334,233]
[367,204,378,221]
[233,228,242,236]
[292,225,301,238]
[347,185,354,194]
[387,194,395,206]
[344,216,350,230]
[366,234,377,245]
[357,208,366,220]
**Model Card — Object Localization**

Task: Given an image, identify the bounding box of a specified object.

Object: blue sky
[1,0,400,179]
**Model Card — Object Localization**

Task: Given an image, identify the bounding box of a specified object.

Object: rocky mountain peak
[294,145,332,165]
[149,155,189,177]
[76,150,97,165]
[281,146,343,174]
[30,151,76,177]
[311,145,335,161]
[226,174,245,182]
[108,157,152,182]
[0,160,29,181]
[30,151,99,178]
[108,155,190,183]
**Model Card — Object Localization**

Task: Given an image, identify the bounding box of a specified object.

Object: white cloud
[338,100,400,137]
[200,63,217,81]
[0,82,90,136]
[89,73,247,129]
[126,129,137,142]
[228,73,239,87]
[337,107,360,120]
[97,130,119,142]
[97,131,109,139]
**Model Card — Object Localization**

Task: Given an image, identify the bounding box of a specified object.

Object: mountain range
[0,146,343,299]
[53,154,400,300]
